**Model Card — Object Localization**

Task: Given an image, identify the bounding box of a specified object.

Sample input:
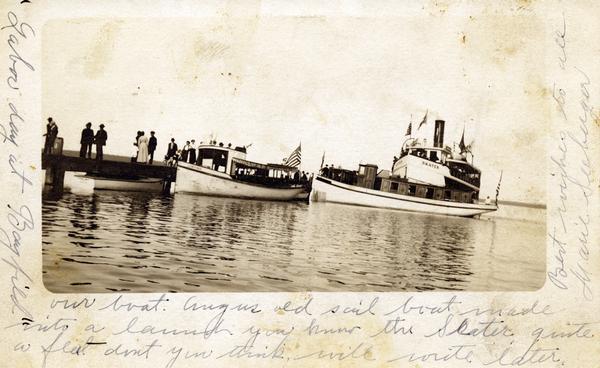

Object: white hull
[311,176,497,217]
[79,175,164,192]
[175,162,307,201]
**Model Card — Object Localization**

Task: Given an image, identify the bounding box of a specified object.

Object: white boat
[175,143,309,201]
[311,119,498,218]
[76,174,164,192]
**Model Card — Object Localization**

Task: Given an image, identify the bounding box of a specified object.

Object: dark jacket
[167,142,178,157]
[46,123,58,138]
[149,136,157,151]
[81,128,94,144]
[95,129,108,145]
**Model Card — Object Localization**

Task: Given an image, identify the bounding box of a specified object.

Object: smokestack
[434,119,445,148]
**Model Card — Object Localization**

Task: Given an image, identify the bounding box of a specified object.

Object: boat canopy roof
[233,157,297,171]
[198,143,247,153]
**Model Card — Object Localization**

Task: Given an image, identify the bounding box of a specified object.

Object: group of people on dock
[133,131,158,164]
[78,121,107,159]
[44,118,107,160]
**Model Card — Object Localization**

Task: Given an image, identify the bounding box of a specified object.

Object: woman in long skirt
[137,131,149,163]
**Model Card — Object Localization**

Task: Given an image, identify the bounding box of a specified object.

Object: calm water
[42,191,546,293]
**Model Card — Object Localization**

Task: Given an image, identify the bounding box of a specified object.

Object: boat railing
[233,173,309,188]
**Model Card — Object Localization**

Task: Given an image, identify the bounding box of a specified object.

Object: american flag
[495,170,503,206]
[285,143,301,168]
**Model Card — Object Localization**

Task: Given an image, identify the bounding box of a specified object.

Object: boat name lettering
[421,161,439,169]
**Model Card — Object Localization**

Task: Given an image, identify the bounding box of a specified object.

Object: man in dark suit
[43,117,59,154]
[79,122,94,158]
[148,131,157,164]
[94,124,108,160]
[166,138,177,160]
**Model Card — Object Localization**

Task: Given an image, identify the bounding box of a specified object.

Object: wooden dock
[42,152,177,194]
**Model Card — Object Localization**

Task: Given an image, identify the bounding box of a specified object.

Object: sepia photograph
[41,15,546,293]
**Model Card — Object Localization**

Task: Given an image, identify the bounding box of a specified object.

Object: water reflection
[42,191,545,293]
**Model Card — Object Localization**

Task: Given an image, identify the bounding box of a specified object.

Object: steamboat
[175,142,310,201]
[311,119,498,217]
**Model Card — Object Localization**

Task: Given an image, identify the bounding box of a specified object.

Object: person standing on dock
[181,141,190,162]
[94,124,107,160]
[148,131,157,164]
[43,117,59,154]
[166,138,178,163]
[79,122,94,158]
[188,139,197,164]
[133,131,142,162]
[137,131,149,164]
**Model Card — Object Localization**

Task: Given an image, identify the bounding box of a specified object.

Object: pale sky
[42,16,547,203]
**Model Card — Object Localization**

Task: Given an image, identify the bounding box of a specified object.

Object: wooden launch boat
[175,143,309,201]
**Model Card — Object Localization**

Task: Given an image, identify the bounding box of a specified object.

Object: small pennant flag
[466,139,475,153]
[285,143,301,168]
[418,110,428,130]
[405,122,412,136]
[320,151,325,169]
[459,129,466,153]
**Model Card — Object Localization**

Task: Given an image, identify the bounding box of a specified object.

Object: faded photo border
[1,1,599,367]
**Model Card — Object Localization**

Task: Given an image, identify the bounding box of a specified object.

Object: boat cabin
[195,143,304,187]
[196,144,247,173]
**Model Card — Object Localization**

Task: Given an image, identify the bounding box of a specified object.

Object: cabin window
[425,187,434,199]
[200,158,213,169]
[452,191,461,202]
[390,182,399,192]
[444,190,451,200]
[358,166,365,175]
[399,183,408,195]
[381,180,390,192]
[408,185,416,196]
[198,148,228,172]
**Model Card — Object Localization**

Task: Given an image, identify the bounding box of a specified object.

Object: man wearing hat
[79,122,94,158]
[43,117,59,154]
[148,131,157,164]
[94,124,108,160]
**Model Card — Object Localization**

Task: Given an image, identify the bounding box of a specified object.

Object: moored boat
[175,143,310,201]
[76,174,164,192]
[311,119,498,217]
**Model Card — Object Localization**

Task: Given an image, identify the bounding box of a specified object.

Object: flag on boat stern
[285,144,302,168]
[495,170,503,206]
[418,110,428,130]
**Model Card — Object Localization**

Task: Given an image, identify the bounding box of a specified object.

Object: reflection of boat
[311,119,498,217]
[76,174,164,192]
[175,143,309,201]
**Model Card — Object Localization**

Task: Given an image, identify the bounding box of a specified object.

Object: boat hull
[311,176,497,217]
[175,162,307,201]
[79,175,164,192]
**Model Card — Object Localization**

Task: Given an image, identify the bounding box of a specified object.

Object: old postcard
[1,1,598,367]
